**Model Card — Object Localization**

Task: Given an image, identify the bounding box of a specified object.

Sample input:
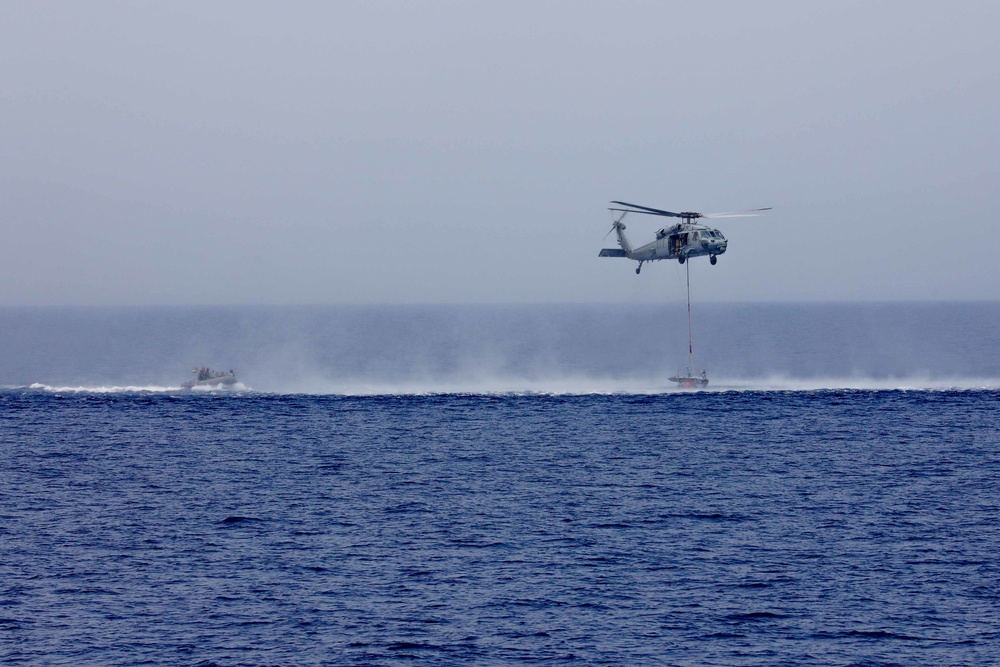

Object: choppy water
[2,304,999,665]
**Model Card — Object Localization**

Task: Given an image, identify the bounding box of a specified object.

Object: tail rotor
[603,219,626,240]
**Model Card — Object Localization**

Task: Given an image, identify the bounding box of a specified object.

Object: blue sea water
[2,304,999,665]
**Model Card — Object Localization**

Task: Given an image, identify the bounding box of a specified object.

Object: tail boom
[598,221,634,258]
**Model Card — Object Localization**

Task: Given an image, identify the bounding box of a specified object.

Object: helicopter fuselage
[599,220,727,270]
[633,222,727,262]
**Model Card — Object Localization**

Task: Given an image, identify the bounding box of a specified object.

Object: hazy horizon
[2,298,1000,308]
[4,302,999,393]
[4,1,998,305]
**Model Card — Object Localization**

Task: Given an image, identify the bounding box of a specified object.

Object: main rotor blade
[701,207,772,219]
[610,201,683,217]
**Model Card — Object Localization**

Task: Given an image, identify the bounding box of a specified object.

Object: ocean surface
[2,303,999,665]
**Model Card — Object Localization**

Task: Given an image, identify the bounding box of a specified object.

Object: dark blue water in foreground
[3,389,1000,666]
[2,304,1000,664]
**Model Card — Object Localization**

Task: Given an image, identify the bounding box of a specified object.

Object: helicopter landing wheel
[678,255,685,264]
[710,255,717,265]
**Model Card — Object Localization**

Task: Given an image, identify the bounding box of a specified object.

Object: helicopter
[599,200,771,274]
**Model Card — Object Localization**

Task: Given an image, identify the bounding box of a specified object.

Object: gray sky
[3,0,998,305]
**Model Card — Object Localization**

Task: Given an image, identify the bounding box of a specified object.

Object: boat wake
[703,375,1000,393]
[188,382,250,393]
[21,382,251,394]
[246,374,1000,396]
[9,377,997,396]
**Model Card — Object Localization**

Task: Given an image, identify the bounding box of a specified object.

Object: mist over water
[2,303,998,394]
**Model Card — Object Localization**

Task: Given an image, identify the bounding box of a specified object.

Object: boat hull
[182,374,237,389]
[669,375,709,388]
